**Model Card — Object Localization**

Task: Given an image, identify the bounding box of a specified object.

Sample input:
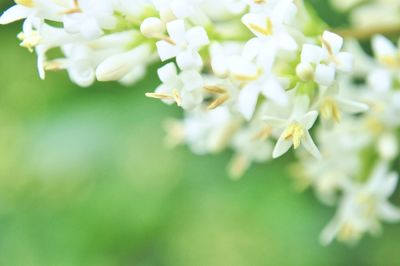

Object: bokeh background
[0,1,399,265]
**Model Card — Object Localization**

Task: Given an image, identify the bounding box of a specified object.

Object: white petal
[320,218,340,246]
[368,69,392,93]
[180,70,203,91]
[272,134,293,158]
[80,18,104,39]
[243,37,262,61]
[96,46,150,82]
[171,0,195,18]
[277,31,297,50]
[298,111,319,130]
[381,173,399,198]
[378,203,400,223]
[336,98,369,114]
[0,5,30,25]
[315,64,335,86]
[68,64,95,87]
[372,35,397,58]
[301,44,324,64]
[241,13,265,38]
[187,27,209,49]
[158,63,178,84]
[322,31,343,54]
[211,54,228,77]
[261,77,288,105]
[336,52,353,72]
[176,50,203,70]
[228,55,258,78]
[301,131,322,159]
[156,40,180,61]
[238,84,260,120]
[166,19,186,43]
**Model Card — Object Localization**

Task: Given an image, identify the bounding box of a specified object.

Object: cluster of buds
[1,0,400,245]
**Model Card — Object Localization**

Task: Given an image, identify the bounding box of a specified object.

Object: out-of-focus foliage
[0,1,399,265]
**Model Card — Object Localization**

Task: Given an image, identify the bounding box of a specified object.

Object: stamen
[248,17,273,36]
[320,37,340,65]
[204,85,227,94]
[320,99,341,123]
[17,31,41,52]
[172,88,182,106]
[145,92,174,100]
[283,123,304,149]
[208,94,229,110]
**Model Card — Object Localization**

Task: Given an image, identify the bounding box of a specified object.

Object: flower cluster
[295,35,400,245]
[1,0,400,245]
[0,0,157,87]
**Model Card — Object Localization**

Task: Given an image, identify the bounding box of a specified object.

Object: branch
[334,25,400,40]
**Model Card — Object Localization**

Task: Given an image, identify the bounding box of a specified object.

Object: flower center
[249,17,273,36]
[320,98,341,123]
[17,31,41,52]
[283,122,304,149]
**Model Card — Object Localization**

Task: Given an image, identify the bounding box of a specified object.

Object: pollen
[283,123,305,149]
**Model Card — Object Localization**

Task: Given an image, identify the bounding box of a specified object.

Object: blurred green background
[0,1,399,265]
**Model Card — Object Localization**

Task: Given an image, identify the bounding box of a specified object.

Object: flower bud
[140,17,164,38]
[296,62,314,81]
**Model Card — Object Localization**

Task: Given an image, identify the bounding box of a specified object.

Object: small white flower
[316,83,368,123]
[156,19,209,70]
[63,0,117,39]
[241,10,298,57]
[181,106,240,154]
[227,55,288,120]
[264,96,321,159]
[229,119,273,179]
[146,63,204,110]
[297,31,353,86]
[321,162,400,245]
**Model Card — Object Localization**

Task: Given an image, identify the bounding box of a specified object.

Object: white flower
[228,55,288,120]
[264,96,321,159]
[372,35,400,66]
[316,83,368,123]
[297,31,353,86]
[63,0,117,39]
[95,45,152,82]
[181,106,240,154]
[156,19,209,70]
[209,41,243,77]
[229,119,273,179]
[320,162,400,245]
[241,5,298,57]
[146,63,204,110]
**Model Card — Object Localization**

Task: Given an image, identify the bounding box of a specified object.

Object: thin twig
[334,25,400,40]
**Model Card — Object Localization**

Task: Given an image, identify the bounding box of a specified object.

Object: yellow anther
[208,94,229,110]
[283,123,304,149]
[17,31,41,52]
[249,18,273,36]
[320,99,341,123]
[337,223,361,243]
[15,0,34,7]
[378,55,400,68]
